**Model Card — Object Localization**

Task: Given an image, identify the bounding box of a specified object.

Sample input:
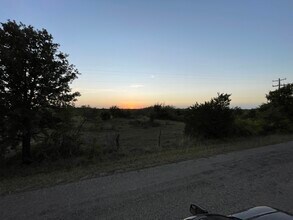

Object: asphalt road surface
[1,141,293,220]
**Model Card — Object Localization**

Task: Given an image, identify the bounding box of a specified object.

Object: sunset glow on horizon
[2,0,292,109]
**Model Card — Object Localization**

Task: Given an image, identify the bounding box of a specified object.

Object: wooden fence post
[116,133,120,151]
[158,129,161,148]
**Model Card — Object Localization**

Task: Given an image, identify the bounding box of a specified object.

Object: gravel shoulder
[1,141,293,220]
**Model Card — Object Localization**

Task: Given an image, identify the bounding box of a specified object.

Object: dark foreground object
[184,204,293,220]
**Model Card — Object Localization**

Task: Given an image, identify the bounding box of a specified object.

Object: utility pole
[272,78,286,89]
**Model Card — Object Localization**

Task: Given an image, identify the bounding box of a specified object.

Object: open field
[1,115,293,195]
[79,117,186,155]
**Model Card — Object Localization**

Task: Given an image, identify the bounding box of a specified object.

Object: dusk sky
[1,0,292,109]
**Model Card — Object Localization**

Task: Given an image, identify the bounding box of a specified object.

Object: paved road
[1,141,293,220]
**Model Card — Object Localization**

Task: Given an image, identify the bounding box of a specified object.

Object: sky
[1,0,292,109]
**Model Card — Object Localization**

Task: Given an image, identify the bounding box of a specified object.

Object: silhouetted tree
[185,93,234,138]
[109,106,122,118]
[0,21,80,163]
[266,83,293,111]
[260,83,293,132]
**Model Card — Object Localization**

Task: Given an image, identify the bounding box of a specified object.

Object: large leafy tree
[260,83,293,132]
[0,21,80,163]
[266,83,293,110]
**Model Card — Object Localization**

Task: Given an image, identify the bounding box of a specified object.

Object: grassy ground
[80,117,185,153]
[1,124,293,196]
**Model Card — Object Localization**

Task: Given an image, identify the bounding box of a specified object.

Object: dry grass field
[1,112,293,195]
[80,117,185,155]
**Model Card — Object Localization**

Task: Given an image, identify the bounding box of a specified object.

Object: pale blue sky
[1,0,292,108]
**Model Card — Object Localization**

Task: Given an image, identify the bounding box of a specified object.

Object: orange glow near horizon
[74,87,268,109]
[119,102,146,109]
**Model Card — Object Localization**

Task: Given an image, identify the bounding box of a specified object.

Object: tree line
[185,87,293,139]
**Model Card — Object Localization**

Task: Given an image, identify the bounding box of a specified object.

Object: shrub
[151,104,181,120]
[129,119,160,129]
[259,104,293,134]
[34,108,83,161]
[80,106,98,121]
[109,106,131,118]
[100,111,111,121]
[259,84,293,133]
[185,93,235,139]
[34,130,82,161]
[87,138,103,159]
[234,118,264,136]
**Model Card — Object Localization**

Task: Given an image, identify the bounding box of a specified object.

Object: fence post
[116,133,120,151]
[158,129,161,148]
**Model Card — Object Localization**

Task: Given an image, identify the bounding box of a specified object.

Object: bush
[100,111,111,121]
[109,106,131,118]
[34,108,83,161]
[258,84,293,133]
[234,118,264,136]
[87,138,103,159]
[150,104,182,121]
[129,119,160,129]
[259,104,293,134]
[34,130,82,161]
[185,93,235,139]
[80,106,98,121]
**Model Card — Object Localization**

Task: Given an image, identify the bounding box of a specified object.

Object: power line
[272,77,286,89]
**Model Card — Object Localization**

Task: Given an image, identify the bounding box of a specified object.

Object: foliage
[266,83,293,109]
[259,104,293,133]
[232,84,293,135]
[35,130,82,161]
[0,20,80,162]
[109,106,131,118]
[152,104,171,119]
[129,118,160,128]
[100,111,111,121]
[260,83,293,133]
[34,108,82,161]
[87,138,103,159]
[80,105,98,121]
[150,104,184,121]
[185,93,235,139]
[234,117,264,136]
